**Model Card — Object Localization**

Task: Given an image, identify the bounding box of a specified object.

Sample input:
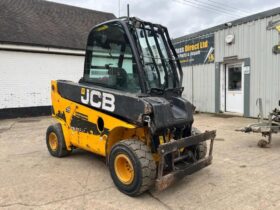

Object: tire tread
[115,139,156,195]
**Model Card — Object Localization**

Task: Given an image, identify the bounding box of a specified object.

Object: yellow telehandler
[46,17,216,196]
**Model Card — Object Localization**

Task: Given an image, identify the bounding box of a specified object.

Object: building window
[228,66,242,91]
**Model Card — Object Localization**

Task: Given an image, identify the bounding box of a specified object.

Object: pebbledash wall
[173,7,280,118]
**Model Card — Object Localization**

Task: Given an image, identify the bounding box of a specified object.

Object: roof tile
[0,0,116,50]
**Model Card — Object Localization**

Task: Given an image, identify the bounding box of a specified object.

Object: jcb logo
[81,88,115,112]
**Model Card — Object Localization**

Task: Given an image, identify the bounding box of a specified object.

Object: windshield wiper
[148,23,170,88]
[165,87,184,94]
[149,87,165,95]
[141,25,162,87]
[149,87,183,95]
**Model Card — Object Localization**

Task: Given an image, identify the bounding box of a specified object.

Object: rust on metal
[155,130,216,191]
[155,173,175,191]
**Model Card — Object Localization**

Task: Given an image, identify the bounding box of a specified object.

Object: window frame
[83,20,147,94]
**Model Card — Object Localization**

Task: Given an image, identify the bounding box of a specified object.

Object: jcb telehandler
[46,17,216,196]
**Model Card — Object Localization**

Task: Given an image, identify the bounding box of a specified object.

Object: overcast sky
[48,0,280,38]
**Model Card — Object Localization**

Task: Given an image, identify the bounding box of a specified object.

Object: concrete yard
[0,114,280,210]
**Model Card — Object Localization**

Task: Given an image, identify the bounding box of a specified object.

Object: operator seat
[108,67,128,89]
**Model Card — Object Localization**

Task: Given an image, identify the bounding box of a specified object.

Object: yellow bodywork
[51,80,149,157]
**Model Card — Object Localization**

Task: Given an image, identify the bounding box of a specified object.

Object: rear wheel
[46,123,71,157]
[109,139,156,196]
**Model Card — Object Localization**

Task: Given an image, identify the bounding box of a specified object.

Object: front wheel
[191,141,207,160]
[189,127,207,160]
[109,139,156,196]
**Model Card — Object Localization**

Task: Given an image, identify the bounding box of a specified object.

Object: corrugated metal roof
[0,0,116,50]
[173,7,280,43]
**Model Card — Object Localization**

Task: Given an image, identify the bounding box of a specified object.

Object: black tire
[109,139,156,196]
[191,127,207,160]
[46,123,71,157]
[258,139,269,148]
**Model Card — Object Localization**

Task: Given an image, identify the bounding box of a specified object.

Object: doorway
[225,63,244,114]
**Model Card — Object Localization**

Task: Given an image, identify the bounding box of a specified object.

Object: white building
[0,0,115,118]
[173,7,280,118]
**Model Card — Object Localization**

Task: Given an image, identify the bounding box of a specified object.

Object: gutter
[0,44,85,56]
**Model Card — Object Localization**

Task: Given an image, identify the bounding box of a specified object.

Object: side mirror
[278,100,280,107]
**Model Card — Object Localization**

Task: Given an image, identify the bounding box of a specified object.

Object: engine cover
[144,97,194,133]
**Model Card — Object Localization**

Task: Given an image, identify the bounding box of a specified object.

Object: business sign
[267,19,280,55]
[267,19,280,31]
[276,25,280,33]
[174,33,215,66]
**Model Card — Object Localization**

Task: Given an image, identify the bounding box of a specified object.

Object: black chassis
[57,17,216,187]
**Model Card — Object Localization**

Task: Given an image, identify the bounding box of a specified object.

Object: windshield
[134,25,178,91]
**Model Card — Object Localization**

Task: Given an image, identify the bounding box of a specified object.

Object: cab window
[84,22,141,93]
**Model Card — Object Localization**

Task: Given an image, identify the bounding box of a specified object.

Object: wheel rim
[49,132,58,151]
[114,154,134,185]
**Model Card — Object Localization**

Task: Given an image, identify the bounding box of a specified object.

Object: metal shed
[173,7,280,118]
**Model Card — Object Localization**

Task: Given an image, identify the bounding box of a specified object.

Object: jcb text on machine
[46,17,216,196]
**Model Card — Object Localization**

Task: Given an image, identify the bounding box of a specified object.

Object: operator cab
[81,17,183,96]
